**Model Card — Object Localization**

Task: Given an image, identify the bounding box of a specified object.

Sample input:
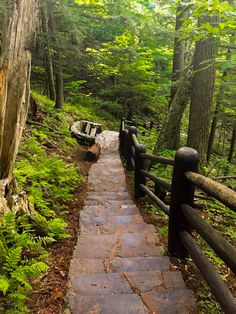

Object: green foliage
[0,91,89,312]
[0,212,49,313]
[14,136,82,217]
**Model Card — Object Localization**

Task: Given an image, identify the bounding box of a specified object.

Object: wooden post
[119,117,125,138]
[123,130,130,166]
[134,144,146,199]
[119,117,125,156]
[168,147,199,258]
[127,126,136,171]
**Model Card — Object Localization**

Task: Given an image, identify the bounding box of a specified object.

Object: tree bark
[153,68,192,154]
[228,124,236,163]
[47,5,64,109]
[86,144,101,162]
[187,17,216,167]
[207,107,219,163]
[0,0,37,211]
[41,1,56,100]
[169,5,186,106]
[207,38,234,162]
[0,0,37,180]
[55,67,64,109]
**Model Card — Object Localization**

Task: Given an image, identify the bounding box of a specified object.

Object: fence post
[123,130,129,166]
[126,126,136,171]
[168,147,199,258]
[134,144,146,199]
[119,117,125,138]
[119,117,125,156]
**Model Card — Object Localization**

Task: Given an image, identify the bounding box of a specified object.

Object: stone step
[141,289,197,314]
[111,256,171,273]
[84,199,133,206]
[68,270,186,296]
[87,186,128,192]
[80,222,156,236]
[80,214,143,228]
[66,294,149,314]
[68,273,132,295]
[80,205,139,218]
[69,257,171,275]
[73,233,162,259]
[86,191,130,199]
[86,194,131,202]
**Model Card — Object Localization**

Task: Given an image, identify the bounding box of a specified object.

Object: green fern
[4,247,22,272]
[0,275,10,295]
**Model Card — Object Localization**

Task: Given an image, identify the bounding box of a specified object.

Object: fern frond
[0,275,10,295]
[4,247,22,271]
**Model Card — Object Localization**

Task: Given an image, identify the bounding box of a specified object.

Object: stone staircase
[65,131,197,314]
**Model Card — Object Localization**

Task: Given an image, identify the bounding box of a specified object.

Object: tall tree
[228,123,236,163]
[41,0,56,100]
[153,68,192,154]
[169,4,187,106]
[0,0,37,210]
[187,15,216,167]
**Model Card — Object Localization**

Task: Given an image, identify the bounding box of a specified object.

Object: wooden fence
[119,117,236,313]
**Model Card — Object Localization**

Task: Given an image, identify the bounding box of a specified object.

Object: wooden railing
[119,117,236,313]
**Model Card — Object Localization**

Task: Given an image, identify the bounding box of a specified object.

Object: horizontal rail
[131,133,140,149]
[181,204,236,274]
[185,171,236,212]
[140,170,171,192]
[139,184,170,215]
[125,119,135,125]
[140,153,174,166]
[180,231,236,313]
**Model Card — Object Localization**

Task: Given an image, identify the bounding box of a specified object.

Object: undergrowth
[0,92,93,313]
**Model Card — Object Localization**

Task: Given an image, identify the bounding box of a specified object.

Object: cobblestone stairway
[65,131,196,314]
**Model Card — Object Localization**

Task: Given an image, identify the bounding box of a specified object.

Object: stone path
[66,131,196,314]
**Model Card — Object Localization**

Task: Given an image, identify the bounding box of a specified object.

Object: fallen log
[86,144,101,162]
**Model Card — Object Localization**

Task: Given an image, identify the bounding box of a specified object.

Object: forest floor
[27,146,93,314]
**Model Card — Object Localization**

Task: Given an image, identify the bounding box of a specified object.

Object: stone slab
[67,294,149,314]
[69,258,105,276]
[124,270,163,293]
[69,273,132,295]
[111,257,171,273]
[80,223,156,236]
[141,289,197,314]
[163,270,186,290]
[80,205,139,218]
[80,214,143,228]
[73,234,117,259]
[119,232,163,257]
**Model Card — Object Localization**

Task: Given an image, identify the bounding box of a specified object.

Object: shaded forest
[0,0,235,313]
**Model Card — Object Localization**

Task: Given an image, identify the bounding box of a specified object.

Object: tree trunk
[228,124,236,163]
[207,38,234,162]
[0,0,37,211]
[207,107,219,163]
[55,70,64,109]
[41,1,56,100]
[153,68,192,154]
[169,5,186,106]
[48,8,64,109]
[187,17,216,167]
